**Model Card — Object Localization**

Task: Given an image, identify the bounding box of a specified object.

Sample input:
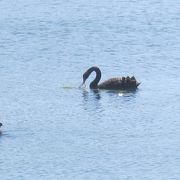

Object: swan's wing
[98,77,139,90]
[98,78,122,89]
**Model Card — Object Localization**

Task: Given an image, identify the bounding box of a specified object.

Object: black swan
[0,123,2,127]
[81,66,140,90]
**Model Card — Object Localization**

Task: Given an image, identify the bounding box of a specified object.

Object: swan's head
[79,69,91,88]
[82,66,100,84]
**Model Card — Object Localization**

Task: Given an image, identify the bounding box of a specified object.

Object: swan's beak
[79,81,86,88]
[79,82,84,88]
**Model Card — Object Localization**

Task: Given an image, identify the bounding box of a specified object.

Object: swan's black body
[82,66,140,90]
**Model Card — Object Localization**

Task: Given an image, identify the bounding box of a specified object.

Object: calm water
[0,0,180,179]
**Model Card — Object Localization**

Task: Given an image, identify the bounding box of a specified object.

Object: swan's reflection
[81,88,139,107]
[107,89,139,103]
[0,123,2,136]
[81,89,103,113]
[80,88,140,127]
[82,89,101,101]
[91,89,101,100]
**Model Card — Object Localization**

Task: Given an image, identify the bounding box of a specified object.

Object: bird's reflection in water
[91,89,101,100]
[81,89,103,113]
[107,89,138,96]
[0,123,2,136]
[82,89,101,101]
[81,88,139,112]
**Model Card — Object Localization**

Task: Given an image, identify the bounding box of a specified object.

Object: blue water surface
[0,0,180,179]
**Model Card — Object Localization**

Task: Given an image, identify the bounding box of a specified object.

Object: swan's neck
[88,67,101,89]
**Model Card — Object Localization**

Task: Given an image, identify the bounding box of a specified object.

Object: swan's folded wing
[98,78,122,89]
[98,77,139,90]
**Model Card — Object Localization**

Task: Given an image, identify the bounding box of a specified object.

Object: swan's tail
[136,82,141,87]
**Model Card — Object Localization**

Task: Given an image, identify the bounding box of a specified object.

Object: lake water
[0,0,180,179]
